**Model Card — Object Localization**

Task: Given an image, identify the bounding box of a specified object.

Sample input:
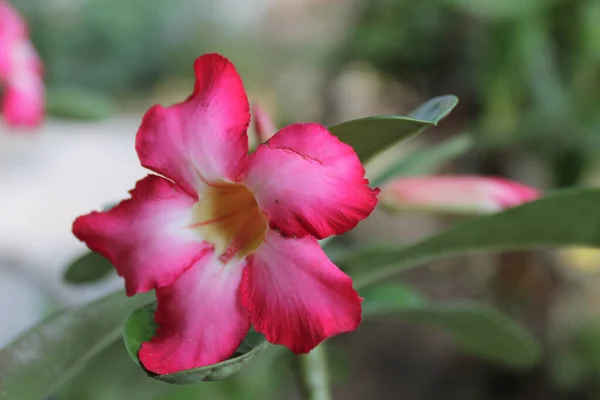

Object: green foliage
[46,87,116,121]
[363,284,541,368]
[550,321,600,392]
[341,188,600,289]
[344,0,600,187]
[0,291,153,400]
[361,283,428,314]
[328,95,458,162]
[443,0,558,19]
[63,251,114,284]
[57,337,283,400]
[11,0,200,95]
[122,303,269,384]
[372,133,473,186]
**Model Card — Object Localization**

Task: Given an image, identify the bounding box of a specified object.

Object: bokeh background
[2,0,600,399]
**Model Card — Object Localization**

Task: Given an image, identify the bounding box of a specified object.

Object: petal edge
[139,252,250,374]
[244,123,379,239]
[72,175,208,295]
[241,231,362,353]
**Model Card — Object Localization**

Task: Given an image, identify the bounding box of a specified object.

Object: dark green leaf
[0,291,153,400]
[328,95,458,162]
[372,133,473,186]
[363,286,540,368]
[341,188,600,289]
[63,251,114,284]
[46,87,116,121]
[123,303,269,384]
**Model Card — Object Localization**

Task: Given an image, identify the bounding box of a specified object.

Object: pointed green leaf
[372,133,474,186]
[123,303,269,384]
[341,188,600,289]
[363,285,540,368]
[63,251,114,284]
[406,95,460,122]
[0,291,153,400]
[328,95,458,162]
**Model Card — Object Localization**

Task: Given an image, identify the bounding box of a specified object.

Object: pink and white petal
[252,102,276,143]
[140,252,250,374]
[2,71,44,128]
[136,54,250,195]
[241,230,362,353]
[243,123,379,239]
[72,175,209,296]
[380,175,540,215]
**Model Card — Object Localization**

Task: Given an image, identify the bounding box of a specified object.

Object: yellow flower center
[192,182,267,262]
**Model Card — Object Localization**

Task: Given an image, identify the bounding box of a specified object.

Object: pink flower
[252,102,277,142]
[0,0,44,128]
[380,176,539,214]
[72,54,379,374]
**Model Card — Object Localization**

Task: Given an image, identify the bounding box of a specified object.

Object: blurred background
[2,0,600,399]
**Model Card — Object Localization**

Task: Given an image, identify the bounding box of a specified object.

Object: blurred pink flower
[0,0,44,128]
[252,102,277,142]
[380,176,539,215]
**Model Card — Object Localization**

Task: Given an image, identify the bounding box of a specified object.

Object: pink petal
[241,230,362,353]
[140,252,250,374]
[136,54,250,195]
[72,175,210,296]
[252,102,276,143]
[0,1,26,39]
[243,123,379,239]
[2,70,44,128]
[380,175,540,214]
[0,1,27,79]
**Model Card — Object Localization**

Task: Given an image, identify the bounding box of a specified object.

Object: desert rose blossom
[0,0,44,128]
[380,176,539,215]
[73,54,379,374]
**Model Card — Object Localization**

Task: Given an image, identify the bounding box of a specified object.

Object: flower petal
[136,53,250,195]
[0,1,27,79]
[243,123,379,239]
[72,175,209,296]
[2,71,44,128]
[140,252,250,374]
[380,175,540,215]
[241,230,362,353]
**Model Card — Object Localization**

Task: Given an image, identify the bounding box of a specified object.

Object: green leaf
[123,303,269,384]
[0,290,153,400]
[341,188,600,289]
[406,95,460,122]
[63,251,114,284]
[361,283,428,315]
[363,286,540,368]
[46,87,116,121]
[328,95,458,162]
[372,133,474,186]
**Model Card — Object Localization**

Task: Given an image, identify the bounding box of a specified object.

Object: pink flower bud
[381,175,539,215]
[252,102,276,143]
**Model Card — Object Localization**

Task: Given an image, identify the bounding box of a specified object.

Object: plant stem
[295,345,332,400]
